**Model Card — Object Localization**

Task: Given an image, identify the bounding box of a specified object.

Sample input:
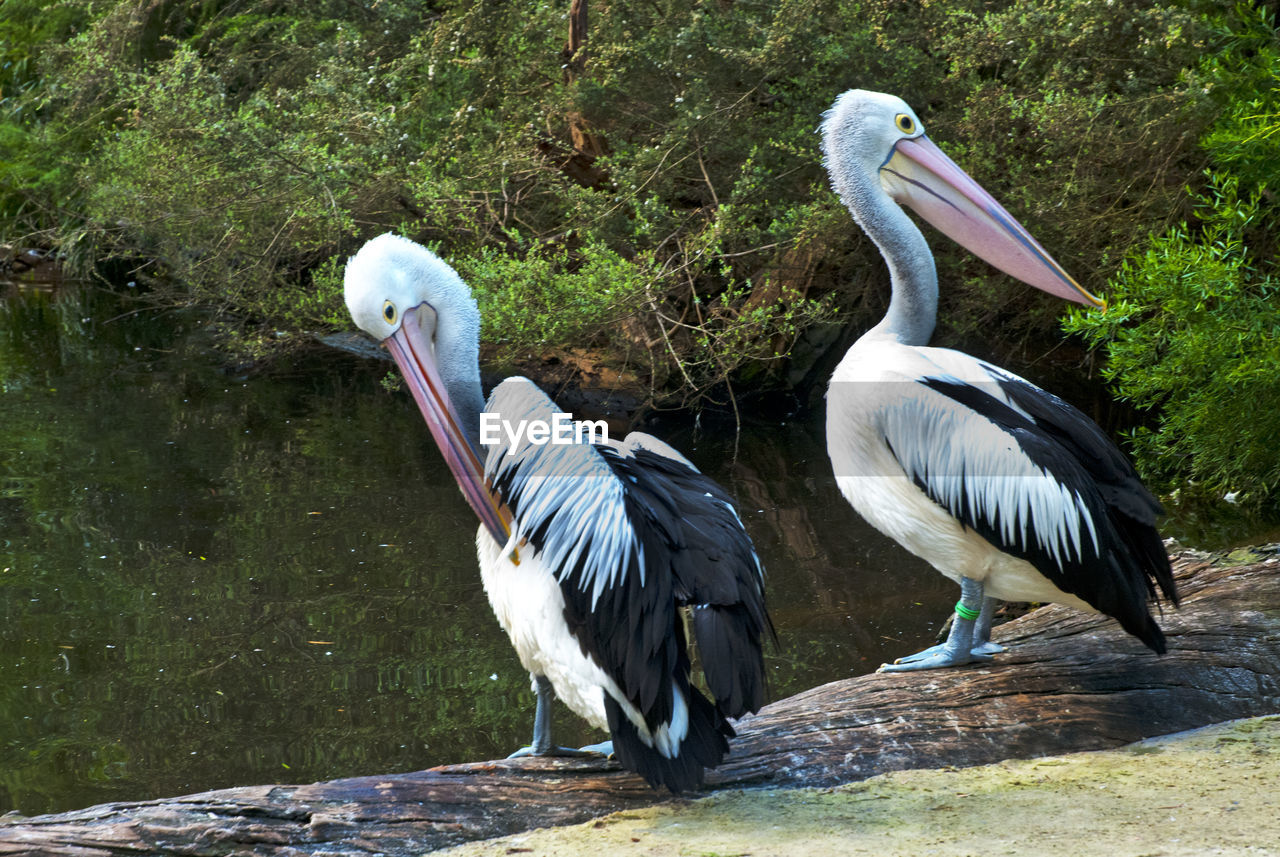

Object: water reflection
[0,284,1264,816]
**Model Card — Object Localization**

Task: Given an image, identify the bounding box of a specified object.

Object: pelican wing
[482,379,767,735]
[980,364,1175,602]
[604,432,772,718]
[880,364,1173,648]
[482,380,664,707]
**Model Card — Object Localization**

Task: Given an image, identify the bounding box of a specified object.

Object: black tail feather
[691,604,767,718]
[605,689,732,793]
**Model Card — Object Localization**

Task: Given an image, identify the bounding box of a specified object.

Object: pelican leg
[971,596,1005,657]
[878,577,995,672]
[507,674,556,757]
[507,675,611,758]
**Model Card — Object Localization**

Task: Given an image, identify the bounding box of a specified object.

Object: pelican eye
[895,113,917,135]
[382,300,397,325]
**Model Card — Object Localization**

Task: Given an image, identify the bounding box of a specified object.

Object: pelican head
[344,233,477,346]
[822,89,1103,308]
[344,233,507,541]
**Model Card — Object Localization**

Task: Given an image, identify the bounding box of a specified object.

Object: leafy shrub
[84,43,368,314]
[0,0,93,239]
[1066,175,1280,498]
[0,0,1253,411]
[1065,6,1280,501]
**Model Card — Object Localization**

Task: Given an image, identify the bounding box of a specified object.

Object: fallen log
[3,553,1278,856]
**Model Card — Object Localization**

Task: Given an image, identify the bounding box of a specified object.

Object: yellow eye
[382,300,397,325]
[895,113,917,135]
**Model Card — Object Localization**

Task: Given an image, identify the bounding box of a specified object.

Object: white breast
[475,529,612,730]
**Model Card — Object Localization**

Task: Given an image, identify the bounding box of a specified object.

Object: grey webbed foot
[878,641,995,671]
[509,675,614,758]
[877,644,993,672]
[507,744,604,759]
[878,577,995,673]
[575,740,614,757]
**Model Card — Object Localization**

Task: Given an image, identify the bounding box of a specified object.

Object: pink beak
[882,135,1105,308]
[385,306,511,545]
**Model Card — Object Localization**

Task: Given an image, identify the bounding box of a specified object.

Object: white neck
[435,301,485,453]
[831,155,938,347]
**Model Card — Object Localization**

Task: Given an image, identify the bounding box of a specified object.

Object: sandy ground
[440,716,1280,857]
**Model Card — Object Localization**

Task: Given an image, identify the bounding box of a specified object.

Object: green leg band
[954,600,981,622]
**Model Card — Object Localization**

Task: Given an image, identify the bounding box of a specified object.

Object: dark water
[0,284,1271,816]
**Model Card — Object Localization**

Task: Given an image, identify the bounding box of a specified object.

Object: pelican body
[820,90,1177,670]
[344,234,770,791]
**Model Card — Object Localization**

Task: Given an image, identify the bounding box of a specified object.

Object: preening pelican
[820,90,1177,671]
[343,234,771,791]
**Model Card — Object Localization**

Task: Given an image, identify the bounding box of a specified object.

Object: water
[1,284,1270,817]
[0,284,955,815]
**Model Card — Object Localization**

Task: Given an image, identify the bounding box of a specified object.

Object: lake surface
[0,283,1271,816]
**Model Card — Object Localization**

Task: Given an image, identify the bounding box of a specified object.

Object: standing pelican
[820,90,1177,671]
[343,233,771,791]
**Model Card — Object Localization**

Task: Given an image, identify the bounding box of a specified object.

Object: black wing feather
[990,370,1176,605]
[603,447,774,719]
[916,375,1176,652]
[487,427,770,791]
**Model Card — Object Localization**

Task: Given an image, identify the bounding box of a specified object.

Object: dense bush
[0,0,1240,411]
[1065,5,1280,502]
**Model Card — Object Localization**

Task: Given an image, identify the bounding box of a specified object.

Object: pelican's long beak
[881,135,1105,308]
[386,305,511,545]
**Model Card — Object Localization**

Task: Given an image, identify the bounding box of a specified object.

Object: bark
[3,554,1277,856]
[563,0,589,77]
[544,0,609,189]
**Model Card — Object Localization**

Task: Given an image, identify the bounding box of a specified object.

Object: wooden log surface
[3,553,1278,856]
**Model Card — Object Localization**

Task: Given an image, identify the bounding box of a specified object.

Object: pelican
[820,90,1177,671]
[343,233,771,791]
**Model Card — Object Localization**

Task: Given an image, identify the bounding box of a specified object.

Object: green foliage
[0,0,92,235]
[457,241,655,354]
[84,42,366,315]
[1065,6,1280,501]
[923,0,1212,347]
[1066,176,1280,498]
[0,0,1260,410]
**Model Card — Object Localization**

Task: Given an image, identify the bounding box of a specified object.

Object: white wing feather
[482,378,640,607]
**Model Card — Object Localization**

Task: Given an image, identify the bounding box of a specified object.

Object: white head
[820,88,1101,308]
[342,233,505,541]
[821,89,927,190]
[343,232,478,344]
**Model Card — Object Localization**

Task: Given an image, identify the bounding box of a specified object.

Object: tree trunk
[3,554,1277,856]
[563,0,589,77]
[541,0,609,189]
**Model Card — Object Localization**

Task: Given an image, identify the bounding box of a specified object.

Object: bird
[343,233,772,791]
[819,89,1177,671]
